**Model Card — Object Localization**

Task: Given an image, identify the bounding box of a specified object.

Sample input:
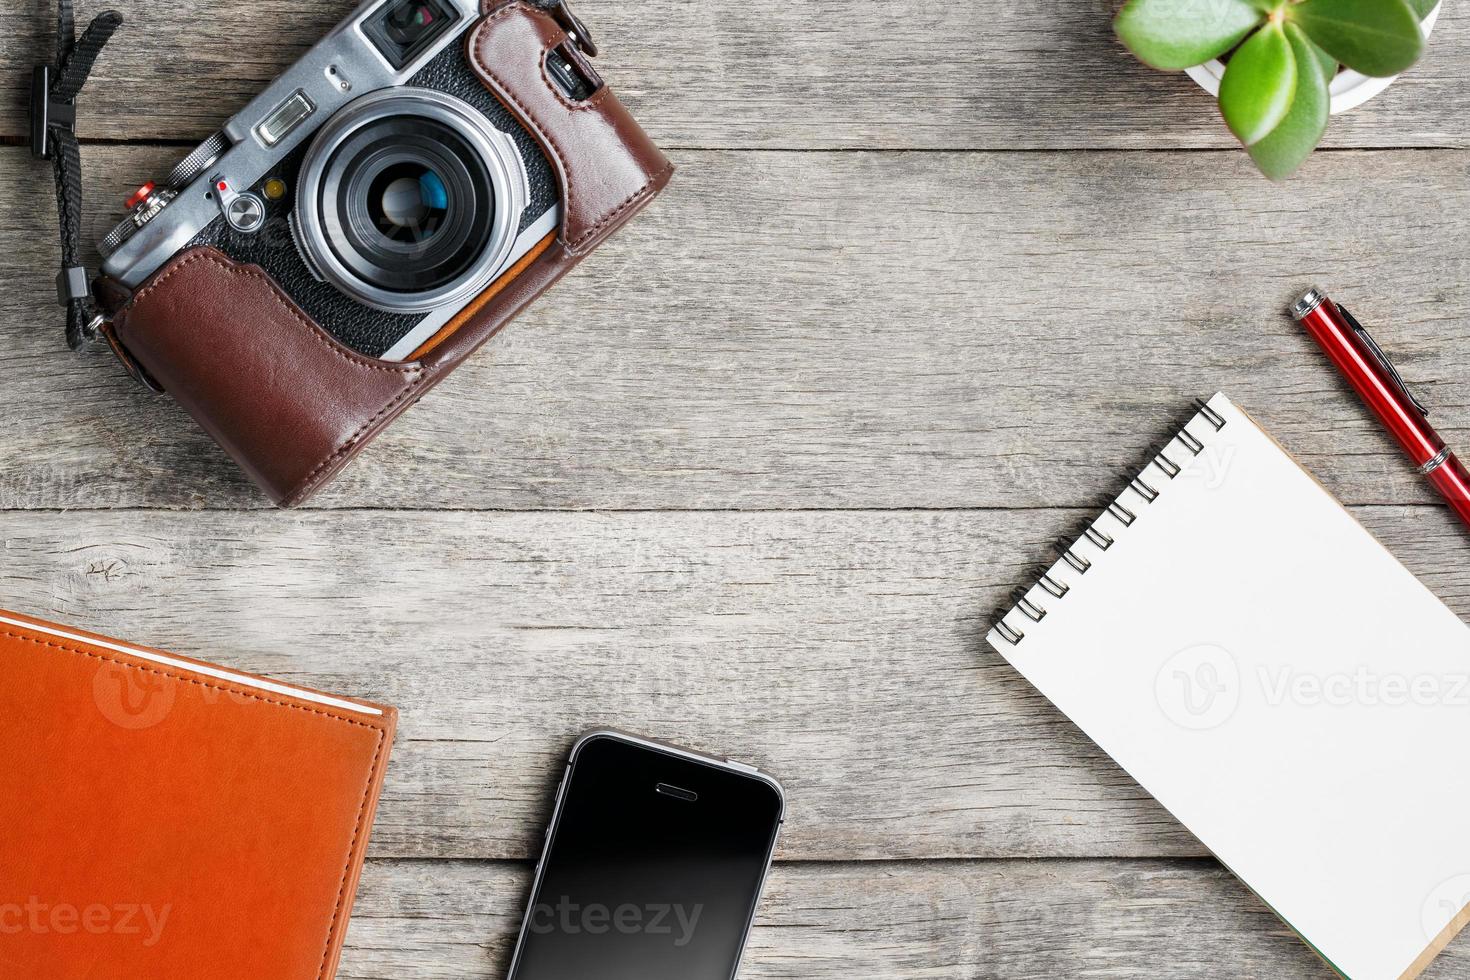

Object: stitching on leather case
[1,626,389,980]
[538,47,614,113]
[120,246,431,507]
[0,630,387,727]
[123,250,424,377]
[570,162,672,249]
[470,5,573,230]
[469,3,670,251]
[282,373,430,507]
[316,726,385,980]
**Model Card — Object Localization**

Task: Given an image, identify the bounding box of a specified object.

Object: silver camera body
[100,0,561,361]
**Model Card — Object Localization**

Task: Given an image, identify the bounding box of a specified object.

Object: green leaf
[1114,0,1264,69]
[1249,26,1333,179]
[1308,37,1339,79]
[1405,0,1439,20]
[1287,0,1425,76]
[1219,21,1297,146]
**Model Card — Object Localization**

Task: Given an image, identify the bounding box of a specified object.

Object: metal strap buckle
[29,65,76,160]
[545,0,598,57]
[56,266,89,307]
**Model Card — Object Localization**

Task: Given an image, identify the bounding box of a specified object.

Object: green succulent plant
[1114,0,1435,179]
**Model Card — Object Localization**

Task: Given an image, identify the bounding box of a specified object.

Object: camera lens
[324,115,492,293]
[371,166,449,241]
[295,90,528,314]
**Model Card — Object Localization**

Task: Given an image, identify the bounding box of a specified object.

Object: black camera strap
[31,0,123,350]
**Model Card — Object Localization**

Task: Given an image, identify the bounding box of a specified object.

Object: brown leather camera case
[95,0,673,507]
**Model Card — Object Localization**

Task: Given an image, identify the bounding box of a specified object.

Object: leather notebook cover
[0,609,397,979]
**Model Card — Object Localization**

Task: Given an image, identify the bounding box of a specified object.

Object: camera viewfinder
[364,0,460,70]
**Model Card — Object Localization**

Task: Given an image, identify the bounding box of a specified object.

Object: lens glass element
[319,114,494,294]
[369,164,450,242]
[294,89,529,313]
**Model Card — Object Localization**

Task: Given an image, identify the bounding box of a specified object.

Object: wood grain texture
[1,0,1467,149]
[3,506,1466,861]
[8,2,1470,973]
[339,858,1470,979]
[3,146,1470,511]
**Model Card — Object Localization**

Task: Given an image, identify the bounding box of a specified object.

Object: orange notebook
[0,609,397,979]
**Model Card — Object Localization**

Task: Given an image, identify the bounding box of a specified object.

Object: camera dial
[166,132,232,191]
[99,183,178,259]
[98,130,234,260]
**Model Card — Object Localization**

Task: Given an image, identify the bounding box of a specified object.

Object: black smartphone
[506,730,785,980]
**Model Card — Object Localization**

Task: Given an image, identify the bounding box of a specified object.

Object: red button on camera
[125,181,156,210]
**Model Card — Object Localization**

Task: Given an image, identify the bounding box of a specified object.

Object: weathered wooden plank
[339,858,1470,979]
[3,507,1467,860]
[2,0,1467,150]
[3,146,1469,511]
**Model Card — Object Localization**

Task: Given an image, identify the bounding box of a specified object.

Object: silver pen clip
[1337,303,1431,418]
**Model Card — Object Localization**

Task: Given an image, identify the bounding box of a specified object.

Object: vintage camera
[91,0,670,506]
[99,0,599,361]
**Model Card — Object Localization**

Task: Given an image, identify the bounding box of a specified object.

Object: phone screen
[508,734,784,980]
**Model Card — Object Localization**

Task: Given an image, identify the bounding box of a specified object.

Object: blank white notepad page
[988,393,1470,980]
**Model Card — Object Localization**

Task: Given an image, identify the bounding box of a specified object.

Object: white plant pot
[1184,3,1441,114]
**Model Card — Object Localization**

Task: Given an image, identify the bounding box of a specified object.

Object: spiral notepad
[988,393,1470,980]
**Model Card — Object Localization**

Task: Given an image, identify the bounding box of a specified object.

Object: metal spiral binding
[1128,476,1159,502]
[1153,449,1181,479]
[1194,398,1227,430]
[1056,539,1092,574]
[989,399,1230,647]
[1035,568,1069,598]
[993,619,1025,645]
[1009,586,1047,623]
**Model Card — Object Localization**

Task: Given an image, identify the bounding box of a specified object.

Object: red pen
[1290,288,1470,530]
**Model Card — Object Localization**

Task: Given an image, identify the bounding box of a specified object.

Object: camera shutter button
[124,181,156,210]
[100,183,178,259]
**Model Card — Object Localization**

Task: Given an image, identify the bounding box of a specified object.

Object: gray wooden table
[5,1,1470,976]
